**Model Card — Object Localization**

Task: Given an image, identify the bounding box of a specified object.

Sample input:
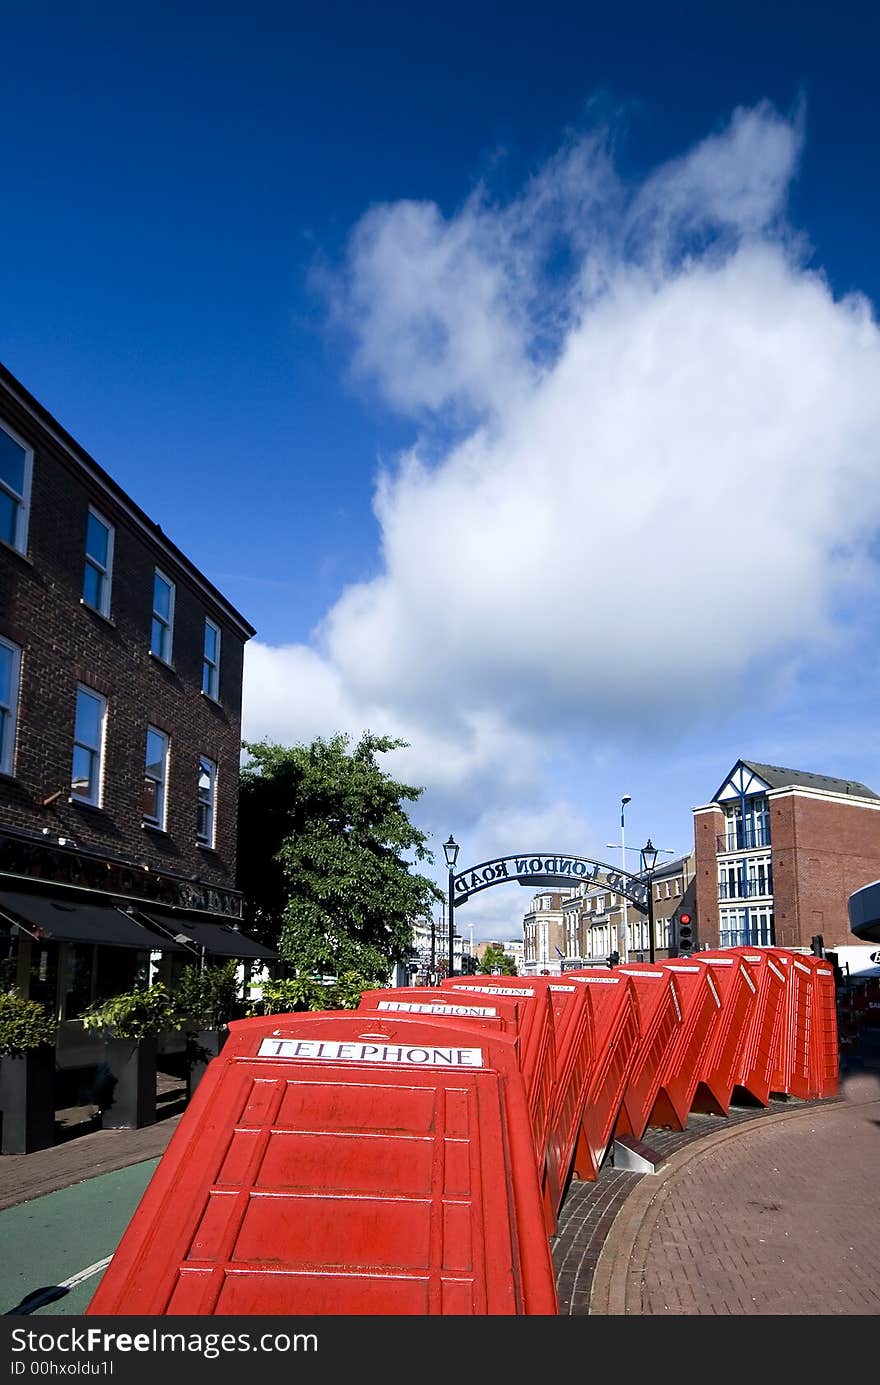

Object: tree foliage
[254,971,367,1015]
[239,733,443,988]
[478,945,517,976]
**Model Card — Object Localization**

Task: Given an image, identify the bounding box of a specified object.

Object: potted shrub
[80,984,174,1129]
[173,962,238,1097]
[0,991,58,1154]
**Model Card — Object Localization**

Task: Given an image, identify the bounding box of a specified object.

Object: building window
[718,854,773,900]
[197,755,216,846]
[71,686,106,805]
[151,570,175,663]
[0,636,22,775]
[719,906,775,948]
[724,795,771,851]
[0,421,33,554]
[82,508,114,617]
[202,618,221,700]
[143,727,169,829]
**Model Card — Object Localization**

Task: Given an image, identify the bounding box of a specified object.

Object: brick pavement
[551,1094,827,1313]
[586,1070,880,1315]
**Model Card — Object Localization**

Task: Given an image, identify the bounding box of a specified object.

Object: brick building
[693,758,880,951]
[558,852,695,964]
[0,361,272,1069]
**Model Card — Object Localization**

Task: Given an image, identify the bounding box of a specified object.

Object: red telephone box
[611,964,684,1142]
[649,961,722,1129]
[700,949,787,1105]
[564,972,640,1178]
[441,976,561,1229]
[688,955,759,1116]
[87,1011,559,1316]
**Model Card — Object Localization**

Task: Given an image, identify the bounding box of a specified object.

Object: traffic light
[674,911,695,956]
[461,954,478,975]
[607,950,620,968]
[810,934,824,957]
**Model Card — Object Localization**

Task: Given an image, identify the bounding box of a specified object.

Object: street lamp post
[444,835,459,978]
[430,907,438,984]
[640,838,660,964]
[619,795,631,962]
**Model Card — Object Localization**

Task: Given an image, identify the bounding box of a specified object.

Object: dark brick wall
[693,807,724,949]
[0,379,249,892]
[769,792,880,950]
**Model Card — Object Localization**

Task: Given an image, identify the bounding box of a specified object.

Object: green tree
[239,733,443,988]
[478,945,517,976]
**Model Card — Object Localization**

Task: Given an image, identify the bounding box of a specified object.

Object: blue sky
[3,1,880,938]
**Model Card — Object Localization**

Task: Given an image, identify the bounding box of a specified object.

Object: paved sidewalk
[586,1070,880,1315]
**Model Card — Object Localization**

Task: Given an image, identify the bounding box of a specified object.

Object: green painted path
[1,1158,158,1316]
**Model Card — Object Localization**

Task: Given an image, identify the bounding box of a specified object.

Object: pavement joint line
[59,1256,113,1290]
[589,1094,853,1316]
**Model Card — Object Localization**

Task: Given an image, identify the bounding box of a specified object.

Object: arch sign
[452,853,649,913]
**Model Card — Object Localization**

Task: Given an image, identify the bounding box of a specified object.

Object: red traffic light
[678,912,692,925]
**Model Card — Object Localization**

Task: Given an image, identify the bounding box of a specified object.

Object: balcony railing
[719,923,775,948]
[716,825,771,853]
[718,879,773,900]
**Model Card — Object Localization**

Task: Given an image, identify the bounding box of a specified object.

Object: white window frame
[143,726,169,830]
[71,685,107,806]
[82,506,115,618]
[202,618,221,700]
[197,755,217,847]
[0,635,22,776]
[0,419,33,555]
[150,569,175,664]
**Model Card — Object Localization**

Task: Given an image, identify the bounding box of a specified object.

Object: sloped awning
[135,910,277,960]
[0,889,188,951]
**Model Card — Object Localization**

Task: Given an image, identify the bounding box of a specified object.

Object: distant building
[521,891,574,974]
[408,914,463,981]
[505,938,524,974]
[694,758,880,950]
[556,853,694,964]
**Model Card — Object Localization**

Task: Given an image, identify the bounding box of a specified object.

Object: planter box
[0,1048,56,1154]
[186,1028,227,1099]
[96,1037,158,1129]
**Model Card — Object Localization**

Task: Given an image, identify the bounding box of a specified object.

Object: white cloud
[244,101,880,919]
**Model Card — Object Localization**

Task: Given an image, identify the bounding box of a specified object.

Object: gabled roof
[717,758,879,802]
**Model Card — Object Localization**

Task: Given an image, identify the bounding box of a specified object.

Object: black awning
[137,910,277,960]
[0,889,188,951]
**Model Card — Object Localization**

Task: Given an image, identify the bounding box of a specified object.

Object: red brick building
[0,361,272,1055]
[693,759,880,951]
